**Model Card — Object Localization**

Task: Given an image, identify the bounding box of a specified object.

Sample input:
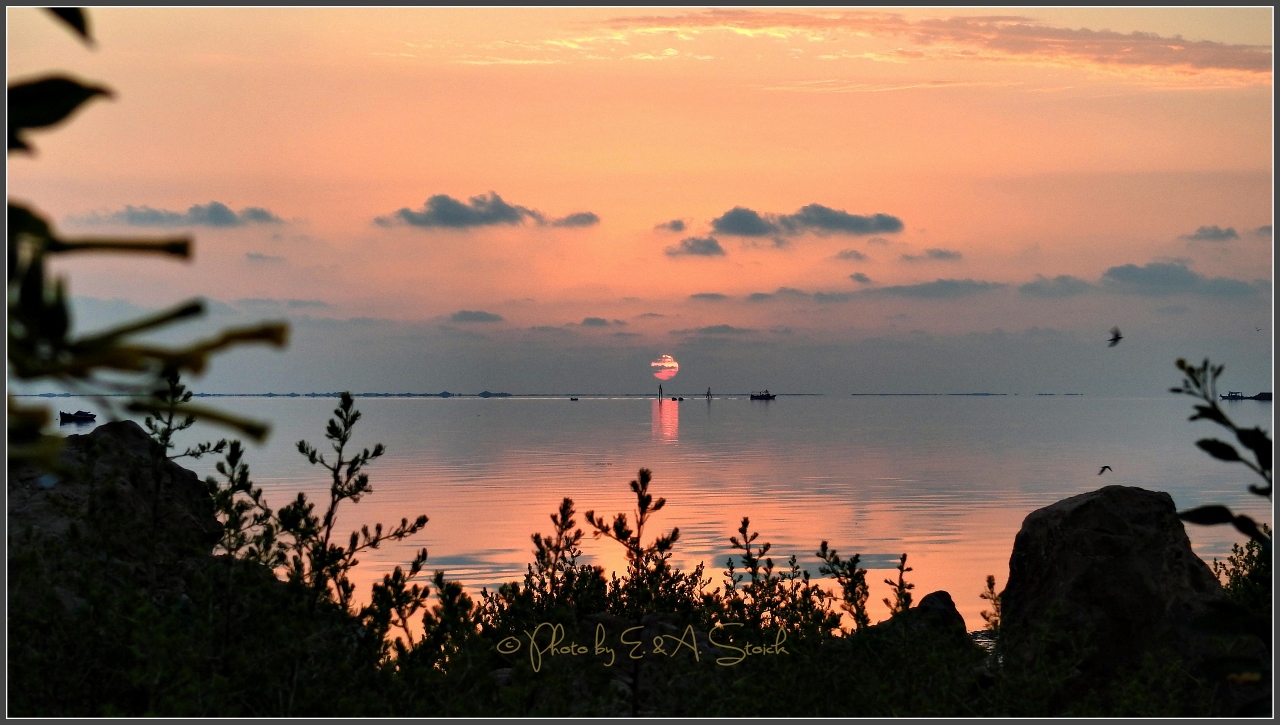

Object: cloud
[746,287,809,302]
[1255,225,1272,238]
[869,278,1006,299]
[581,317,610,326]
[672,324,755,335]
[689,292,728,301]
[636,312,666,318]
[666,236,726,256]
[867,236,891,245]
[710,207,777,236]
[378,192,537,228]
[551,212,601,227]
[69,201,285,228]
[450,310,505,323]
[1018,274,1092,298]
[234,297,329,310]
[1181,225,1239,242]
[813,291,856,303]
[835,248,867,261]
[711,203,903,238]
[605,10,1272,82]
[376,192,552,228]
[245,252,284,263]
[901,248,962,262]
[849,273,872,284]
[1101,261,1260,298]
[783,204,904,235]
[655,219,686,232]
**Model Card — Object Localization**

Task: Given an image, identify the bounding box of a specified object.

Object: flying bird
[1107,327,1123,347]
[1098,465,1112,475]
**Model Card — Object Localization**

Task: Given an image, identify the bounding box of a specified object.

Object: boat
[749,390,776,400]
[59,410,96,424]
[1220,391,1272,401]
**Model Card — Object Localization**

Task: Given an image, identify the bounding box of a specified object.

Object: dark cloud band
[69,201,284,228]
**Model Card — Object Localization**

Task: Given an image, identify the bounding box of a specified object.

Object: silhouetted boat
[750,391,776,400]
[1221,391,1271,401]
[59,410,96,423]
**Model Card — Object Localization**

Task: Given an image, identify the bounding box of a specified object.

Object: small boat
[749,390,776,400]
[570,397,579,401]
[59,410,96,424]
[1221,391,1247,401]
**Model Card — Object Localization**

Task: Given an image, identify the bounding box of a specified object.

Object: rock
[865,589,971,645]
[8,420,220,564]
[1001,485,1266,698]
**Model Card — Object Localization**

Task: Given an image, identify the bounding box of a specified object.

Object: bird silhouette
[1098,465,1112,475]
[1107,327,1123,347]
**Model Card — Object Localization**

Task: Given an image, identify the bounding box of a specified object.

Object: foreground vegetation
[8,385,1268,717]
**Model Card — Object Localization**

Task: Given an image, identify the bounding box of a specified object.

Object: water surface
[84,393,1272,627]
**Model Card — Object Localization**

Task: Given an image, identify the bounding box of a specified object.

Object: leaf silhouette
[43,8,92,44]
[8,75,113,151]
[1177,505,1234,525]
[1196,438,1241,462]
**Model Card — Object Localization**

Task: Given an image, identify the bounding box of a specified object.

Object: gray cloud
[746,287,809,302]
[710,207,776,236]
[1101,261,1259,298]
[901,248,962,262]
[551,212,601,227]
[813,291,856,303]
[869,279,1006,299]
[835,248,867,261]
[711,204,903,238]
[666,236,726,256]
[580,317,626,327]
[374,192,596,229]
[867,236,891,245]
[1181,225,1239,242]
[690,292,728,301]
[235,297,328,310]
[378,193,537,228]
[849,273,872,284]
[245,252,284,263]
[70,201,285,228]
[1256,225,1272,238]
[1018,274,1092,298]
[672,324,755,335]
[636,312,666,318]
[450,310,505,323]
[655,219,686,232]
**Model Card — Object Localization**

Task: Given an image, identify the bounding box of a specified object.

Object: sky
[7,7,1274,395]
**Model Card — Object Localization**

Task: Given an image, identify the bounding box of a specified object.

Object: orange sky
[7,7,1273,395]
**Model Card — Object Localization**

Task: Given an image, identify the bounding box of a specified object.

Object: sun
[651,354,679,380]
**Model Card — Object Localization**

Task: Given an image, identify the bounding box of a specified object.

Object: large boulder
[8,419,220,564]
[1001,485,1266,697]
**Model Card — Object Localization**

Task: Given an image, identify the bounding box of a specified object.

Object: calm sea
[64,393,1273,628]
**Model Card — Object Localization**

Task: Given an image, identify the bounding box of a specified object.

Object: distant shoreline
[13,392,827,399]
